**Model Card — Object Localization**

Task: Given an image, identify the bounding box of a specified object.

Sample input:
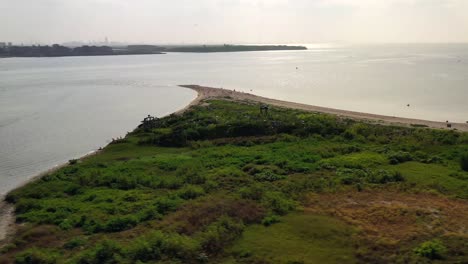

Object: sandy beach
[179,85,468,132]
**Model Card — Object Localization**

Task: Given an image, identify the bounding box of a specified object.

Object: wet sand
[179,85,468,132]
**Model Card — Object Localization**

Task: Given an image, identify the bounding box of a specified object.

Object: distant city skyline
[2,0,468,44]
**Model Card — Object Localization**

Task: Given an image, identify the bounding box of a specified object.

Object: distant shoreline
[0,44,307,58]
[0,53,165,59]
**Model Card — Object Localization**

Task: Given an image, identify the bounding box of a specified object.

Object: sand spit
[179,85,468,132]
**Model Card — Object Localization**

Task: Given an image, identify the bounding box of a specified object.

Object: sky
[1,0,468,45]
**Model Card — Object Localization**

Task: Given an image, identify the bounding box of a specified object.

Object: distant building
[7,42,12,47]
[0,42,6,48]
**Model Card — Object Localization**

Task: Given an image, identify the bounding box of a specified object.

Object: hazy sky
[1,0,468,44]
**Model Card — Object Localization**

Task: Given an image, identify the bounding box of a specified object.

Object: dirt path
[180,85,468,132]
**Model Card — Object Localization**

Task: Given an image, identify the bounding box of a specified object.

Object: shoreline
[179,85,468,132]
[0,88,198,243]
[2,84,467,243]
[0,149,102,244]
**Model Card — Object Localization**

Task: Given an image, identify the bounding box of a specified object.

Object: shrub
[15,247,58,264]
[176,164,206,184]
[103,216,138,232]
[64,184,83,195]
[127,231,200,262]
[155,197,183,214]
[261,191,296,215]
[414,239,447,260]
[367,169,404,184]
[137,206,162,222]
[178,185,205,200]
[261,215,281,226]
[59,219,74,230]
[76,240,122,264]
[64,237,86,250]
[253,170,285,182]
[239,184,265,200]
[388,151,413,165]
[460,153,468,172]
[198,216,245,253]
[15,199,42,214]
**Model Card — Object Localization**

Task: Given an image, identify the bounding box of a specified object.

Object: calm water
[1,43,468,195]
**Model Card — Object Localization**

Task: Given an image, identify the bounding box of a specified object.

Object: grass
[387,162,468,198]
[228,213,357,264]
[1,99,467,263]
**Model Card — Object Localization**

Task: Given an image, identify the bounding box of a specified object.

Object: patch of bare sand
[180,85,468,132]
[0,201,15,245]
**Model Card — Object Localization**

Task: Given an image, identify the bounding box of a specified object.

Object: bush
[388,151,413,165]
[414,239,447,260]
[103,216,138,232]
[261,191,296,215]
[59,219,74,230]
[177,185,205,200]
[253,170,286,182]
[76,240,122,264]
[368,170,404,184]
[239,184,265,201]
[15,199,42,214]
[15,247,58,264]
[176,164,206,184]
[460,153,468,172]
[155,197,183,214]
[64,184,83,195]
[198,216,245,253]
[64,237,86,250]
[127,231,200,262]
[261,215,281,226]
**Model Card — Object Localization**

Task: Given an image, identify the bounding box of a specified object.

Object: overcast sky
[1,0,468,44]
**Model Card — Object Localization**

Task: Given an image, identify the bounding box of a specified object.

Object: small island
[163,44,307,53]
[0,44,307,58]
[1,86,467,263]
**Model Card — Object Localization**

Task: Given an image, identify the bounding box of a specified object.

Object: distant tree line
[165,44,307,53]
[0,44,114,57]
[0,44,307,57]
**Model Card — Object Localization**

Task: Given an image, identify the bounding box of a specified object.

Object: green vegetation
[414,239,447,260]
[1,99,467,263]
[229,213,356,264]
